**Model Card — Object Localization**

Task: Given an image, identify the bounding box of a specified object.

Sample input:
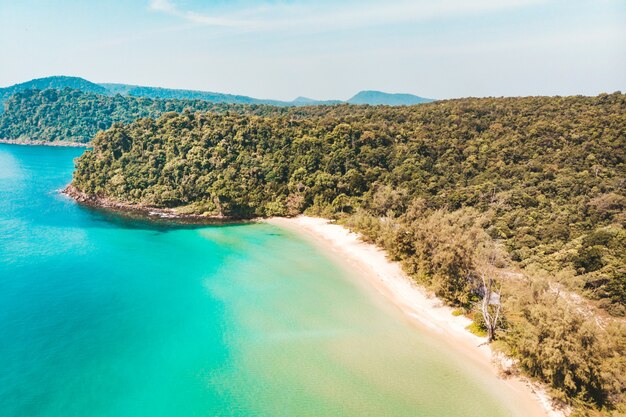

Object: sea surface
[0,144,530,417]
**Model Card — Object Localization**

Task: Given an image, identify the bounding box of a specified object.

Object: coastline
[0,139,89,147]
[61,185,246,225]
[58,188,568,416]
[267,216,567,417]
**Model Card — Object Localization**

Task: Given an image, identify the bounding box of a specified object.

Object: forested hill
[99,83,290,106]
[0,76,108,108]
[0,88,281,143]
[1,76,434,108]
[0,88,435,144]
[0,76,289,108]
[71,93,626,414]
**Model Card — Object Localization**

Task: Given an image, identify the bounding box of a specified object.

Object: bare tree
[481,272,502,342]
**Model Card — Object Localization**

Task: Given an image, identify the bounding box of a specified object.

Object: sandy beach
[268,216,566,417]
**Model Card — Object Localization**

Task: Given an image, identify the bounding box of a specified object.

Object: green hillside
[99,83,289,106]
[0,76,435,110]
[0,88,277,144]
[0,76,108,110]
[0,88,436,144]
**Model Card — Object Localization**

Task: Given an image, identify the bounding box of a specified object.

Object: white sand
[267,216,567,417]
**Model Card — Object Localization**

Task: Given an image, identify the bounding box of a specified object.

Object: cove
[0,143,528,417]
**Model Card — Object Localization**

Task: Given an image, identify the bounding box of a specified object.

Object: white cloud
[147,0,546,32]
[148,0,251,28]
[149,0,251,27]
[148,0,176,14]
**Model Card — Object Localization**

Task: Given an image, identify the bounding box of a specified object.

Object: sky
[0,0,624,101]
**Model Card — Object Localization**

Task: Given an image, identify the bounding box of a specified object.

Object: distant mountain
[0,76,435,109]
[99,83,289,106]
[347,90,434,105]
[291,96,317,104]
[100,85,342,106]
[0,76,108,110]
[291,96,343,106]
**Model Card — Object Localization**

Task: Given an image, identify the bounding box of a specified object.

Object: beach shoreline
[61,185,249,225]
[55,186,570,417]
[56,182,568,415]
[267,216,567,417]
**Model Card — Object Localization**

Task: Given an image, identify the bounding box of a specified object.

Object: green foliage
[0,88,288,143]
[465,321,488,338]
[503,280,626,412]
[577,226,626,312]
[390,206,493,306]
[99,83,290,106]
[0,76,108,109]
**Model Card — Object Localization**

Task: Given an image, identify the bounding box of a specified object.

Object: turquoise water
[0,144,529,417]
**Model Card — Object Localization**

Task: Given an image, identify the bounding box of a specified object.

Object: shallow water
[0,144,528,417]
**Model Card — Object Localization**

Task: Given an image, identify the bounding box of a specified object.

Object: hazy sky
[0,0,624,100]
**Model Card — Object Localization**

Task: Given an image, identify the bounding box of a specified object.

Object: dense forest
[0,88,418,143]
[0,87,438,144]
[0,76,108,109]
[0,76,291,108]
[71,93,626,415]
[0,88,268,143]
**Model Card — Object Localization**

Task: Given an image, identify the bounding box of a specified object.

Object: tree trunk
[481,273,501,342]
